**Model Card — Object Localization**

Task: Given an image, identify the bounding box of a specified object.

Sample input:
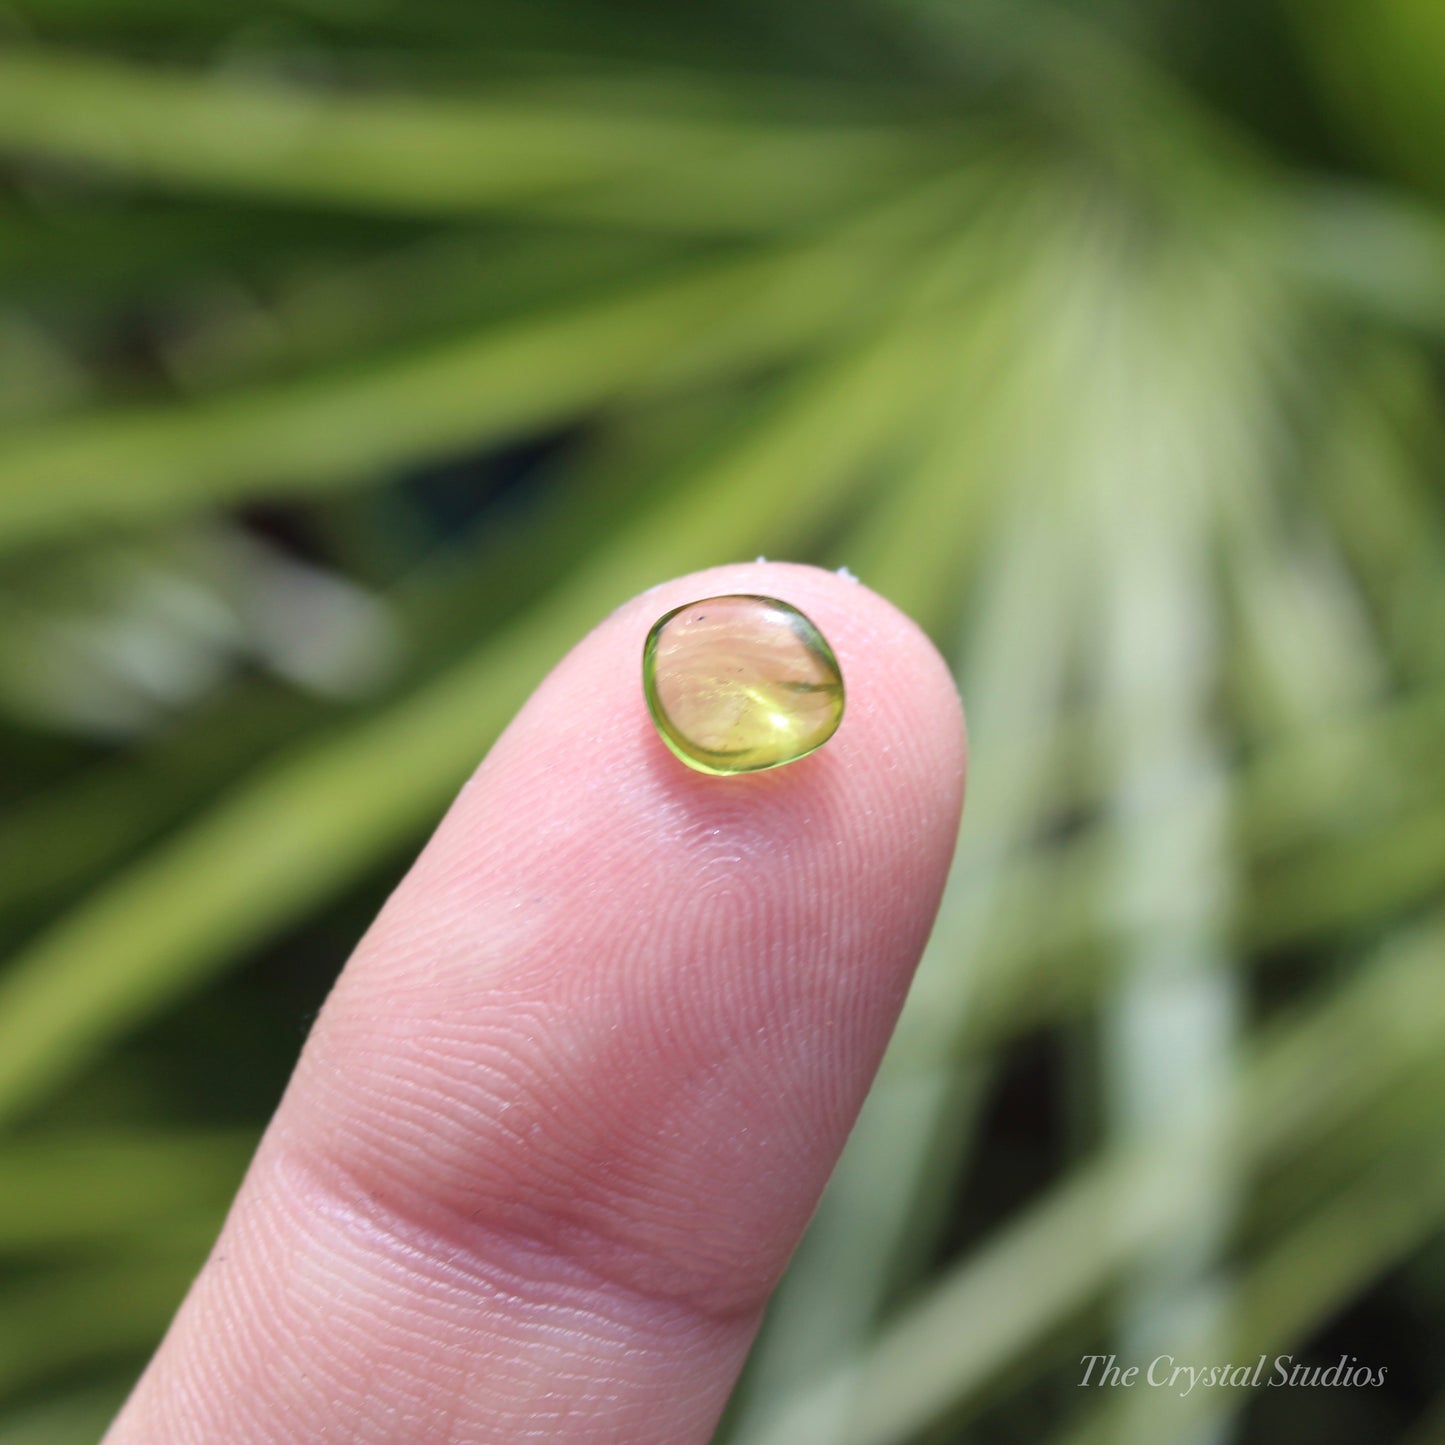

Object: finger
[105,560,966,1445]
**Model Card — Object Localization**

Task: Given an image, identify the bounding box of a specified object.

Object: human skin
[104,560,967,1445]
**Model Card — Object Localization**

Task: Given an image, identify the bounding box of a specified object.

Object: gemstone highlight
[642,594,844,775]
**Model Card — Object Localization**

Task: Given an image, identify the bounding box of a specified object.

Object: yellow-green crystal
[642,594,845,775]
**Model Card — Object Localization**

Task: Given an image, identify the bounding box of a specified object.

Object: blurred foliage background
[0,0,1443,1441]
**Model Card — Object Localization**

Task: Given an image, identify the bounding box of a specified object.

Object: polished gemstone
[643,594,844,774]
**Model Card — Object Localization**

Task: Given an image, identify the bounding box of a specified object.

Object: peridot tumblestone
[642,594,844,775]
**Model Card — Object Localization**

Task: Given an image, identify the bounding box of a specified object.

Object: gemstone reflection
[642,594,844,775]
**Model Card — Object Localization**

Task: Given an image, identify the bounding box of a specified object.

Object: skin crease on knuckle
[109,562,967,1445]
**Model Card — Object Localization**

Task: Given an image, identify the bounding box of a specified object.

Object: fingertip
[316,554,969,1280]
